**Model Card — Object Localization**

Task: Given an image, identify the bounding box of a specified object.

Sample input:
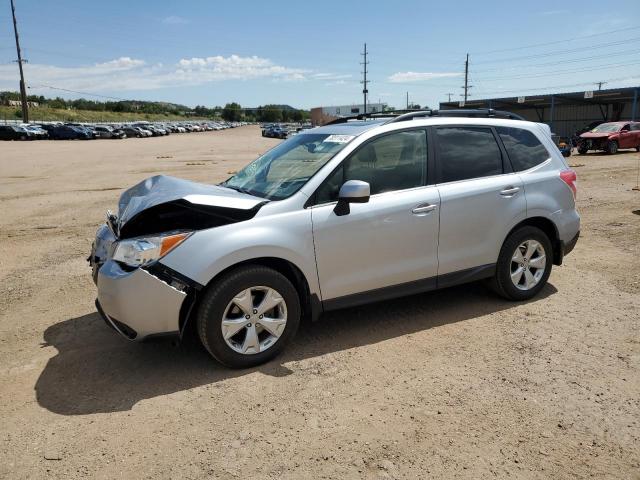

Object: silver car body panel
[436,172,526,275]
[160,195,320,297]
[92,116,580,340]
[310,185,440,299]
[97,260,186,338]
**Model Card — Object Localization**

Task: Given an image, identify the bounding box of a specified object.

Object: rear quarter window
[497,127,550,171]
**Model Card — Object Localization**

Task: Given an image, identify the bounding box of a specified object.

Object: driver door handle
[412,203,437,214]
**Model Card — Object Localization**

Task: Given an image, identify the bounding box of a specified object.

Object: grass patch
[0,106,209,123]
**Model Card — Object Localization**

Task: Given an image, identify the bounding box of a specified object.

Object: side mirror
[334,180,370,216]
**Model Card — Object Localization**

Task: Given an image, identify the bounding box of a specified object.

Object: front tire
[197,266,300,368]
[577,145,588,155]
[605,140,618,155]
[490,226,553,301]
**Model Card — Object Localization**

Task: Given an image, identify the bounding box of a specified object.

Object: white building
[311,102,388,126]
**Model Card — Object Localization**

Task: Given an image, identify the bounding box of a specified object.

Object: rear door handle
[500,186,520,196]
[412,203,437,214]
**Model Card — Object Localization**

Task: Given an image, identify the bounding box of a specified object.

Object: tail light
[560,169,577,198]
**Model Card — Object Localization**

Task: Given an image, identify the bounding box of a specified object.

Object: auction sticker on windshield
[323,134,355,144]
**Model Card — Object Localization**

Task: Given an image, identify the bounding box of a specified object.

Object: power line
[470,75,640,96]
[28,84,129,101]
[21,46,117,64]
[471,48,640,73]
[473,60,640,82]
[474,37,640,65]
[472,25,640,55]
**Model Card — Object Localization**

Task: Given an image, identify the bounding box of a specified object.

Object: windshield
[591,123,621,133]
[222,132,354,200]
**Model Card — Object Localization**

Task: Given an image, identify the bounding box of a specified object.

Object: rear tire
[605,140,618,155]
[490,226,553,301]
[197,265,300,368]
[577,145,588,155]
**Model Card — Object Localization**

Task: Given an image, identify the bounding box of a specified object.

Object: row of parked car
[0,121,247,141]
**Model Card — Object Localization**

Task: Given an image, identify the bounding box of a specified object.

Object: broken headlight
[112,232,192,268]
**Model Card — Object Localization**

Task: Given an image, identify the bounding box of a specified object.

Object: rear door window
[435,127,503,183]
[497,126,550,171]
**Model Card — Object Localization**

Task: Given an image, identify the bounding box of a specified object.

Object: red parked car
[578,121,640,155]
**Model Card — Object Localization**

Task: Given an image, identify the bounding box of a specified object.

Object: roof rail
[323,110,401,125]
[384,108,526,124]
[323,108,525,126]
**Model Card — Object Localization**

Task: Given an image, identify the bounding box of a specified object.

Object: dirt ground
[0,126,638,479]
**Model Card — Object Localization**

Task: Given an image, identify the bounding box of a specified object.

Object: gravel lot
[0,126,638,479]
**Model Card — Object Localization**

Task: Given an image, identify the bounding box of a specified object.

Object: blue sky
[1,0,639,109]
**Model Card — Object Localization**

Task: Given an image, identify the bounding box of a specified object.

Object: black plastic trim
[436,263,496,290]
[95,299,138,340]
[426,126,437,185]
[144,262,204,292]
[562,231,580,257]
[323,277,438,312]
[323,108,525,125]
[322,264,496,312]
[309,293,323,322]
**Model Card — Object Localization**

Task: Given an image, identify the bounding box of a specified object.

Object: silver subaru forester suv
[90,110,580,368]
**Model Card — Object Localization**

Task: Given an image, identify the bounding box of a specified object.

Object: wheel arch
[179,256,321,338]
[505,216,562,266]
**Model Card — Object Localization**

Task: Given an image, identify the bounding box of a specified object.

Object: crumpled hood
[580,132,613,139]
[116,175,267,238]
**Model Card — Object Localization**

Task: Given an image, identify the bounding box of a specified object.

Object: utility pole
[360,43,369,115]
[462,53,471,103]
[406,92,409,109]
[10,0,29,123]
[596,81,607,91]
[447,93,454,102]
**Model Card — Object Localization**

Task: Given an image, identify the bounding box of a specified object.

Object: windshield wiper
[220,183,263,198]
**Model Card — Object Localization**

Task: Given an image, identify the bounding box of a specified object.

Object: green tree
[49,97,67,109]
[222,102,242,121]
[291,109,303,122]
[257,105,282,122]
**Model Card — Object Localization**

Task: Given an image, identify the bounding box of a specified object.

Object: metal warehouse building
[439,86,639,137]
[311,102,387,126]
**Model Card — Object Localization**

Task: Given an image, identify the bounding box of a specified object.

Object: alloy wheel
[510,240,546,291]
[221,286,288,355]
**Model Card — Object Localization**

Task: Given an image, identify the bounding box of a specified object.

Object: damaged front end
[88,174,268,340]
[578,133,610,152]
